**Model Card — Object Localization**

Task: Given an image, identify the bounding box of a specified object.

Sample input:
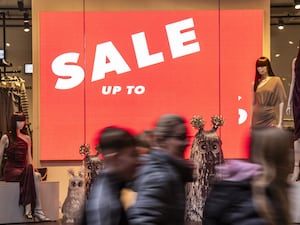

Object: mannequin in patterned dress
[286,44,300,181]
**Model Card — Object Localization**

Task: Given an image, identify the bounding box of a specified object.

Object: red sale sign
[40,10,263,160]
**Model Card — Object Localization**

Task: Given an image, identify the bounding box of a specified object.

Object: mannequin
[0,112,50,221]
[251,56,287,128]
[286,44,300,181]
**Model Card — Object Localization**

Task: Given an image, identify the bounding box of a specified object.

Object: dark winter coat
[127,148,194,225]
[203,160,267,225]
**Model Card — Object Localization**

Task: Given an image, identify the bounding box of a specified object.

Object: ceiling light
[23,12,30,32]
[24,21,30,32]
[24,12,29,22]
[278,19,284,30]
[289,41,294,44]
[17,0,24,11]
[295,0,300,9]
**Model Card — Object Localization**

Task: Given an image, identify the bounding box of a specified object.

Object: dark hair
[10,112,26,143]
[253,57,275,92]
[154,114,186,143]
[97,126,136,155]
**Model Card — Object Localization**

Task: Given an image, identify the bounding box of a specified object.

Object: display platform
[0,181,59,224]
[289,181,300,223]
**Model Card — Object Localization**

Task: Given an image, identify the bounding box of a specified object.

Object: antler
[211,115,224,130]
[191,115,205,131]
[79,144,90,156]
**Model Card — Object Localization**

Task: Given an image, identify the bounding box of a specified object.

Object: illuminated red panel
[39,10,262,160]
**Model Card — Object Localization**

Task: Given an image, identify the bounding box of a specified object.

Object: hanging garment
[0,75,30,135]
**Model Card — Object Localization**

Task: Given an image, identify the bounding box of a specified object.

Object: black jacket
[127,149,193,225]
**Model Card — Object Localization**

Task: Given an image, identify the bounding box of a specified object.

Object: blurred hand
[120,188,137,210]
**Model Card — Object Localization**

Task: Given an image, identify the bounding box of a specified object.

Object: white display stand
[0,181,59,224]
[289,181,300,223]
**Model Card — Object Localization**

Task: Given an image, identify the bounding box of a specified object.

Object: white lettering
[131,32,164,68]
[51,18,201,90]
[101,85,122,95]
[92,42,131,81]
[166,18,200,58]
[126,85,145,94]
[51,53,85,90]
[126,86,135,94]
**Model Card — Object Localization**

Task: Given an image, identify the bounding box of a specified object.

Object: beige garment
[252,76,287,128]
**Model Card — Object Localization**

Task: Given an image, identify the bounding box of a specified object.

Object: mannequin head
[10,112,26,140]
[254,57,275,92]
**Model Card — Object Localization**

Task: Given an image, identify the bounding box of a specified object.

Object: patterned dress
[252,76,287,128]
[3,135,36,209]
[293,57,300,140]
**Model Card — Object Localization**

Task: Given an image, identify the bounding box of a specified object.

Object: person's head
[154,114,189,158]
[250,128,291,183]
[254,56,275,92]
[135,130,153,154]
[96,126,139,181]
[250,128,292,225]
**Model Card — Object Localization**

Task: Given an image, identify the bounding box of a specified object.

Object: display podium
[0,181,59,224]
[289,181,300,223]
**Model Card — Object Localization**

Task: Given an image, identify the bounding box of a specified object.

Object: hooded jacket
[203,160,267,225]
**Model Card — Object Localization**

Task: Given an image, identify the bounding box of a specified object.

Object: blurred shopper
[134,130,154,155]
[127,114,194,225]
[203,128,291,225]
[83,126,139,225]
[286,45,300,182]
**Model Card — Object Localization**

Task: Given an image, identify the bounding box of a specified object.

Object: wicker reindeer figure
[185,115,224,225]
[79,144,104,198]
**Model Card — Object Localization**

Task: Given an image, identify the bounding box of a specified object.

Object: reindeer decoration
[79,144,104,197]
[185,115,225,225]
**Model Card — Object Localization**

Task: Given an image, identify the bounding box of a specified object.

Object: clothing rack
[0,73,32,139]
[0,70,21,74]
[0,70,22,82]
[0,74,25,90]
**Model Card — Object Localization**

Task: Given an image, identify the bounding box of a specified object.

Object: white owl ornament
[62,168,86,224]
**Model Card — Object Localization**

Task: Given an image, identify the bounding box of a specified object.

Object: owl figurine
[62,168,86,224]
[185,115,224,225]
